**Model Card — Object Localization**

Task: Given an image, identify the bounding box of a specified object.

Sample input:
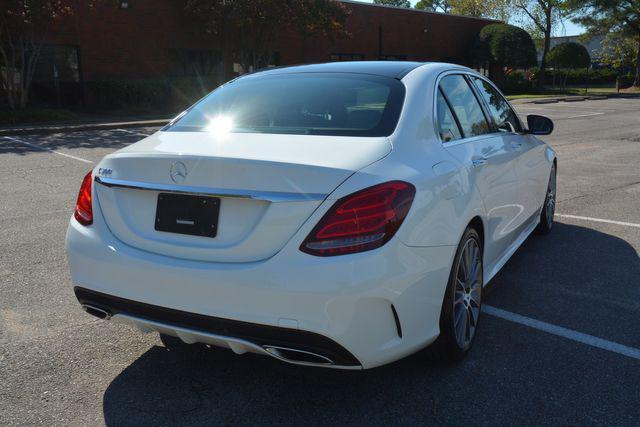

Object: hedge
[497,68,634,93]
[84,76,222,111]
[529,68,633,86]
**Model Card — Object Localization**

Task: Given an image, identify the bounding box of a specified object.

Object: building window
[330,53,365,62]
[30,44,82,106]
[378,54,408,61]
[168,49,222,77]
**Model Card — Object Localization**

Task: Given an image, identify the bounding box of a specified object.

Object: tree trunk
[538,8,553,88]
[634,32,640,88]
[0,45,17,109]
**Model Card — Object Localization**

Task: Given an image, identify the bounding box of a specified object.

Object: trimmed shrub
[498,70,536,94]
[472,24,537,69]
[547,42,591,70]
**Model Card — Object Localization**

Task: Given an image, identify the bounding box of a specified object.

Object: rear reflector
[300,181,415,256]
[74,171,93,225]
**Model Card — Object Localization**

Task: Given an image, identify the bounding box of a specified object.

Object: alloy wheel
[453,238,482,349]
[546,168,556,226]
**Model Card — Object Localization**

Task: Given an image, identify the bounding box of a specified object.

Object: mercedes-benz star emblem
[170,161,188,183]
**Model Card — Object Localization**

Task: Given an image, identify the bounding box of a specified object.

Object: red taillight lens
[300,181,415,256]
[74,171,93,226]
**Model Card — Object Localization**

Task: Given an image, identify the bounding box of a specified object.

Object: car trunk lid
[93,131,391,262]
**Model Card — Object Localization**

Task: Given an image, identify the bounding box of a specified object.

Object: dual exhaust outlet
[81,304,335,366]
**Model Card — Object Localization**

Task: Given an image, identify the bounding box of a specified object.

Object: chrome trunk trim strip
[94,176,327,202]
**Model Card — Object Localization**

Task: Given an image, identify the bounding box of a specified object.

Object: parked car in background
[66,62,556,369]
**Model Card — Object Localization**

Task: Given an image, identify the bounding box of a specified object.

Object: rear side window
[165,73,405,137]
[472,77,522,133]
[439,75,490,138]
[436,89,462,142]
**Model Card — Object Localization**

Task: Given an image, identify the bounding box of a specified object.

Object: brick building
[30,0,498,108]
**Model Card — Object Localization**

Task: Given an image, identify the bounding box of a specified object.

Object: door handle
[511,142,523,149]
[471,158,488,168]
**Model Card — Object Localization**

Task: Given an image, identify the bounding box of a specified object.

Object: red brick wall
[42,1,497,83]
[279,2,496,65]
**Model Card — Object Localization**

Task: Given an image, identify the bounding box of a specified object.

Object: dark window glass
[472,77,521,133]
[168,49,222,77]
[166,74,405,137]
[439,75,490,138]
[379,54,408,61]
[330,53,365,62]
[436,90,462,142]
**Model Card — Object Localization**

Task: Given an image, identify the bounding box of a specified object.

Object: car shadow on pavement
[102,222,639,425]
[485,221,640,345]
[102,345,462,425]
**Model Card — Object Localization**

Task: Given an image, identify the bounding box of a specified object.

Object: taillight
[74,171,93,226]
[300,181,415,256]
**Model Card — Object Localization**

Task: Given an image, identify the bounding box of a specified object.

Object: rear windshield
[164,73,405,137]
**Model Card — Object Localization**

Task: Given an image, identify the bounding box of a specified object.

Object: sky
[358,0,585,36]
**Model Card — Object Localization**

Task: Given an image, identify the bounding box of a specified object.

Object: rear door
[470,76,547,223]
[437,74,521,267]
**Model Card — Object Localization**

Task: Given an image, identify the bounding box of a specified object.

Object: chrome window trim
[434,70,493,146]
[94,176,327,203]
[467,74,526,135]
[433,69,521,146]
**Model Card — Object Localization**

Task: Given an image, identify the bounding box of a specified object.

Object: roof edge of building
[340,0,502,24]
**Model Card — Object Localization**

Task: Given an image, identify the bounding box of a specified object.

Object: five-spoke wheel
[426,227,483,361]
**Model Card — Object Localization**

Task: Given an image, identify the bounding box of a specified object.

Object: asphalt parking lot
[1,98,639,425]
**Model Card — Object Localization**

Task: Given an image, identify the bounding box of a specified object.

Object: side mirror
[526,114,554,135]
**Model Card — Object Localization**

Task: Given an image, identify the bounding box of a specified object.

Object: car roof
[244,61,430,80]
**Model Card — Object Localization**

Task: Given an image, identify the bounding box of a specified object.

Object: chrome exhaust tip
[263,345,334,366]
[82,304,112,320]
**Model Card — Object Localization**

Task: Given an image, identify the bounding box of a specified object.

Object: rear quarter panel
[327,65,487,249]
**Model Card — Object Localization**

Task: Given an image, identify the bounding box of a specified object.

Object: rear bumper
[75,286,360,368]
[66,212,455,369]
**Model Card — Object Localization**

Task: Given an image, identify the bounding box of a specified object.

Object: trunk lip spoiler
[94,176,328,203]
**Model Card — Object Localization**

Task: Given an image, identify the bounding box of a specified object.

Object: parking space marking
[557,214,640,229]
[565,112,605,119]
[483,305,640,361]
[115,128,151,137]
[2,136,94,164]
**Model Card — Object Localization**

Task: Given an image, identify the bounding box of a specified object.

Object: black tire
[537,163,556,235]
[425,227,483,361]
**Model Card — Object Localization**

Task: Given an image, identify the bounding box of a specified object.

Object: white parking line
[115,128,151,137]
[557,214,640,229]
[2,136,94,164]
[565,112,605,119]
[483,305,640,361]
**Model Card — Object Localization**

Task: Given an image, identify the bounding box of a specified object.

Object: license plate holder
[155,193,220,238]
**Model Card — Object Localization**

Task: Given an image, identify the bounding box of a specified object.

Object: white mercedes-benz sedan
[66,61,556,369]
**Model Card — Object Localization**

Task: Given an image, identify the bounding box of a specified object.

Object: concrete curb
[0,118,170,137]
[523,93,640,105]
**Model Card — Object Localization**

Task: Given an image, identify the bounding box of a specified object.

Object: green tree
[598,33,637,74]
[473,23,538,69]
[547,42,590,88]
[448,0,513,21]
[373,0,411,7]
[185,0,349,74]
[512,1,572,85]
[569,0,640,87]
[415,0,451,12]
[0,1,92,109]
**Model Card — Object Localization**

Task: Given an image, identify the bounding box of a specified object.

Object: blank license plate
[155,193,220,238]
